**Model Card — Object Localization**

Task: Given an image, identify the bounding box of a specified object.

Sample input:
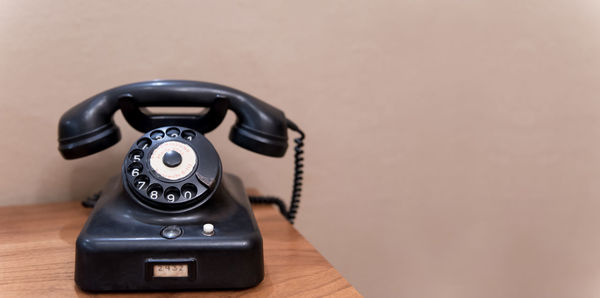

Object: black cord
[286,120,304,223]
[249,120,305,224]
[248,196,288,218]
[81,191,102,208]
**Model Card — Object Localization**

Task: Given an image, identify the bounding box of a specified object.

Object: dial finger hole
[150,130,165,140]
[164,187,180,203]
[128,149,144,162]
[127,163,143,177]
[166,127,180,138]
[147,184,163,200]
[133,175,150,191]
[181,130,196,141]
[137,138,152,149]
[181,184,197,200]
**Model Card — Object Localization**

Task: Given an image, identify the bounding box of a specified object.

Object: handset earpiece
[58,94,122,160]
[58,80,290,159]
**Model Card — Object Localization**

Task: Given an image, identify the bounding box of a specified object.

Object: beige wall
[2,1,600,297]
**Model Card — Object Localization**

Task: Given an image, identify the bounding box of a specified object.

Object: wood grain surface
[0,201,360,297]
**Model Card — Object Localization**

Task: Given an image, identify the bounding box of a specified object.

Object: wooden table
[0,201,360,297]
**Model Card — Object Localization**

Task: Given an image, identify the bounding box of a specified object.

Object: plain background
[2,1,600,297]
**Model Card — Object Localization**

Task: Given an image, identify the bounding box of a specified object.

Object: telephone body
[58,80,304,291]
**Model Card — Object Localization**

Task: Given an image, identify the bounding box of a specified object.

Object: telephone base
[74,173,264,292]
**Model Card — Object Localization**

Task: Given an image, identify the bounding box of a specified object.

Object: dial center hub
[163,150,182,167]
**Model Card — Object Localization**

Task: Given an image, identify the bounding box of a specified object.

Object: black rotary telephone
[57,80,304,291]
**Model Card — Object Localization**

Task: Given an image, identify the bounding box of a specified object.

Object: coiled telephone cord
[249,121,304,224]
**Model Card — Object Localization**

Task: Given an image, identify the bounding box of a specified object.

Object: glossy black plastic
[118,95,230,134]
[75,174,264,291]
[58,80,289,159]
[122,126,222,212]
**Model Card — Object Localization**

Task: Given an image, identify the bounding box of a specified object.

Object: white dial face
[149,141,197,181]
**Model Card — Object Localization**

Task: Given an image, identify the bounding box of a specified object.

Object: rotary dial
[122,126,222,211]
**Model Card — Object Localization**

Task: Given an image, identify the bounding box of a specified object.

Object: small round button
[203,223,214,236]
[161,225,183,239]
[162,150,182,168]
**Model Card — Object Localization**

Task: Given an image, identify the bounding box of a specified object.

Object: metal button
[161,225,183,239]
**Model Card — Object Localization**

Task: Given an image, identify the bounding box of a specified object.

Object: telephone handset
[58,80,304,291]
[59,80,292,158]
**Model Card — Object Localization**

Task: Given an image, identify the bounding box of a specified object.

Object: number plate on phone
[153,264,188,277]
[145,258,196,280]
